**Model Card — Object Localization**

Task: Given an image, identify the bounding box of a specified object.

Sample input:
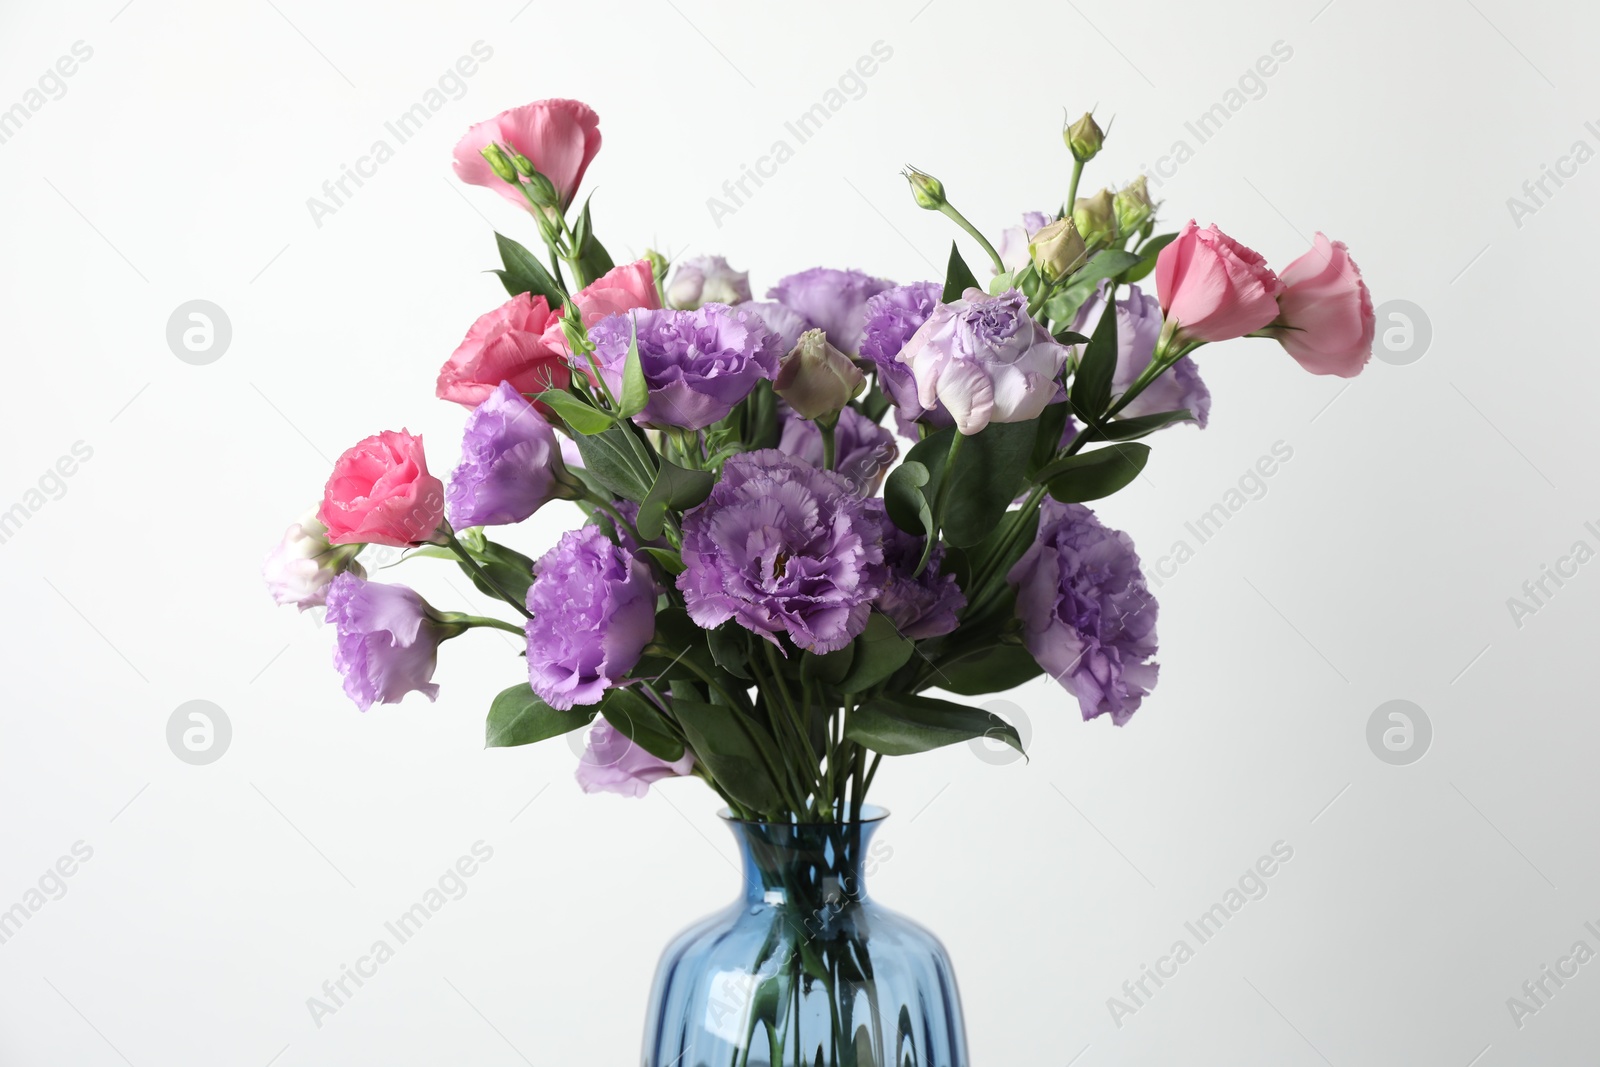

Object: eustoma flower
[452,98,602,212]
[773,329,865,420]
[436,292,569,409]
[325,574,451,711]
[1154,220,1283,343]
[734,301,809,354]
[320,430,445,547]
[870,502,965,639]
[665,255,751,310]
[575,720,695,798]
[1008,500,1159,725]
[446,382,572,528]
[262,508,364,611]
[768,268,895,353]
[1267,233,1375,377]
[540,259,661,358]
[1073,285,1211,427]
[859,280,946,425]
[524,526,657,710]
[778,405,897,496]
[678,450,886,654]
[898,288,1071,435]
[587,304,782,430]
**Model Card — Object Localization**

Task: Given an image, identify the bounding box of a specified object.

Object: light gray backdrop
[1,0,1593,1063]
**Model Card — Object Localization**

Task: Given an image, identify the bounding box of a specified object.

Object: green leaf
[1121,232,1177,284]
[599,688,684,762]
[485,684,594,748]
[920,420,1038,548]
[572,425,653,502]
[1032,401,1074,475]
[671,696,786,816]
[942,241,980,303]
[1069,284,1120,422]
[986,270,1016,296]
[492,232,564,309]
[846,693,1025,757]
[1051,330,1089,346]
[636,456,714,540]
[804,642,856,687]
[535,389,616,435]
[1064,248,1142,293]
[835,613,915,693]
[1038,443,1150,503]
[638,546,686,575]
[573,196,615,281]
[707,623,753,681]
[931,644,1043,696]
[617,316,649,419]
[456,537,535,604]
[883,460,933,537]
[1090,408,1195,441]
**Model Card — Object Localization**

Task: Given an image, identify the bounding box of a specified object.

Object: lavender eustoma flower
[859,281,949,426]
[446,381,567,528]
[1007,500,1159,725]
[899,287,1070,435]
[778,404,898,496]
[574,719,695,798]
[734,300,809,353]
[678,450,885,654]
[767,268,895,354]
[665,255,751,310]
[589,305,782,431]
[525,526,657,710]
[869,502,965,639]
[1072,284,1211,428]
[325,573,449,711]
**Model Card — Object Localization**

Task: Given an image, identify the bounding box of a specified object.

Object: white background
[1,0,1595,1064]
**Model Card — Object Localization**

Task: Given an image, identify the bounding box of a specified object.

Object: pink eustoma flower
[1270,233,1375,377]
[1155,220,1283,343]
[436,292,570,410]
[452,98,601,212]
[320,430,445,548]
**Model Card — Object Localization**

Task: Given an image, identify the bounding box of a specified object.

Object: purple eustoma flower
[1073,284,1211,428]
[575,719,695,798]
[589,305,783,431]
[734,300,809,353]
[446,381,567,528]
[869,503,966,639]
[325,573,450,711]
[996,210,1054,273]
[778,404,898,496]
[665,255,751,310]
[525,525,658,710]
[768,267,895,354]
[678,450,886,654]
[1007,500,1159,725]
[859,281,950,428]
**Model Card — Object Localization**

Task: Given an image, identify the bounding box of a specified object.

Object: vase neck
[726,817,887,910]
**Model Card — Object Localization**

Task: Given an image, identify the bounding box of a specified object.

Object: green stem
[938,203,1004,275]
[916,430,965,576]
[442,531,532,618]
[820,419,837,472]
[446,614,526,636]
[584,490,645,546]
[1066,157,1085,214]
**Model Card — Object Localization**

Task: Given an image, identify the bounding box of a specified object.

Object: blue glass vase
[642,808,968,1066]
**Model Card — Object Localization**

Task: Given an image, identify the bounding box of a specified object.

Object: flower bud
[774,328,866,420]
[1029,217,1088,283]
[1072,188,1119,247]
[479,143,518,184]
[642,248,670,286]
[1114,176,1156,235]
[523,169,559,208]
[507,148,536,178]
[902,166,947,211]
[1065,111,1105,162]
[263,508,365,611]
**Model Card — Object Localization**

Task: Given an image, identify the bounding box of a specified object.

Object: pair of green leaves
[884,419,1039,549]
[492,198,616,301]
[845,692,1024,758]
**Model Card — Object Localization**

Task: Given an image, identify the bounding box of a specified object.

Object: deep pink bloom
[1154,221,1283,343]
[320,430,445,547]
[542,259,662,360]
[1270,233,1375,377]
[575,720,695,798]
[452,98,601,211]
[437,292,569,410]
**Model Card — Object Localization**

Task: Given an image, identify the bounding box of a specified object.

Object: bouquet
[265,98,1375,823]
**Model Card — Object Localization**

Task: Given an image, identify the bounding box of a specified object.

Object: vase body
[641,810,968,1067]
